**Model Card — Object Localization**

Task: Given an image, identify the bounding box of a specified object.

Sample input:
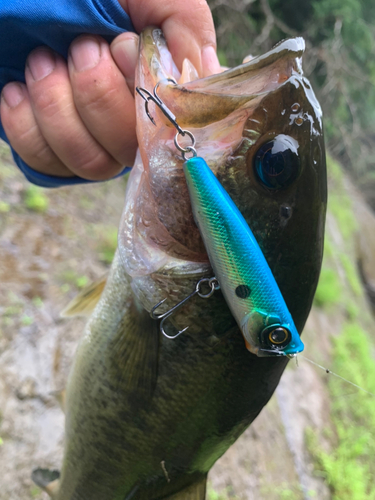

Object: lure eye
[254,134,300,189]
[260,325,292,349]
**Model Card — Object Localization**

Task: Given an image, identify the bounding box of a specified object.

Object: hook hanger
[151,277,220,339]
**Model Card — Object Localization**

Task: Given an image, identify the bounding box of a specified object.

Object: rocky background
[1,133,375,500]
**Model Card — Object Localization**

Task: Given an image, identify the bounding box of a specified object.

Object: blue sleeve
[0,0,135,187]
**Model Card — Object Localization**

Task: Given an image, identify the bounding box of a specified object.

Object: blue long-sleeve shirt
[0,0,135,187]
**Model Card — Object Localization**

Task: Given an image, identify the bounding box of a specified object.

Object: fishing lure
[136,81,304,358]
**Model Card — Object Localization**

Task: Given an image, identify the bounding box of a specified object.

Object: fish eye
[254,134,300,189]
[260,325,292,349]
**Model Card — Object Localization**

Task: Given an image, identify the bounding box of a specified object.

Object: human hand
[0,0,220,181]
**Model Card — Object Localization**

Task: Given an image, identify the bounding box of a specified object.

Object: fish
[182,155,305,357]
[32,27,327,500]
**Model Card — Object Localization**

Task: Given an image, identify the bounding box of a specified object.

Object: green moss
[76,275,89,288]
[21,315,34,326]
[3,305,22,316]
[32,297,43,308]
[314,267,342,308]
[24,185,49,213]
[30,485,42,498]
[327,155,344,186]
[0,201,10,212]
[328,193,357,241]
[340,254,362,297]
[323,235,335,259]
[59,270,89,289]
[346,303,360,320]
[217,50,228,67]
[260,483,303,500]
[207,485,234,500]
[97,226,118,264]
[307,323,375,500]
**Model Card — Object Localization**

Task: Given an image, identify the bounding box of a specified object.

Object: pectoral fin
[50,388,66,413]
[109,297,159,400]
[61,275,107,317]
[31,468,60,497]
[164,475,207,500]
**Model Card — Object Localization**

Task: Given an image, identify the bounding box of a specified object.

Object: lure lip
[258,339,304,357]
[241,311,304,357]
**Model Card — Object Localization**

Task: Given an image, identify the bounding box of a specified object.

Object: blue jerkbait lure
[183,156,304,358]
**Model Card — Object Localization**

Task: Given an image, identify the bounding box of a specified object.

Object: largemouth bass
[33,27,327,500]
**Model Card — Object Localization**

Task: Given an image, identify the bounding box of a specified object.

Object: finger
[68,35,138,167]
[1,82,73,177]
[25,47,122,181]
[119,0,221,77]
[110,32,139,96]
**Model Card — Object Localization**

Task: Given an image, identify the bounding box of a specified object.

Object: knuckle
[73,74,120,114]
[31,87,64,120]
[74,151,121,180]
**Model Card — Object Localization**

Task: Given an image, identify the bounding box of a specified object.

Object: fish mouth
[122,29,310,274]
[119,27,324,323]
[137,27,306,130]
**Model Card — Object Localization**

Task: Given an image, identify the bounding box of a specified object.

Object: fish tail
[31,468,60,497]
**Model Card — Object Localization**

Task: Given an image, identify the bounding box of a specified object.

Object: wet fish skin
[39,28,327,500]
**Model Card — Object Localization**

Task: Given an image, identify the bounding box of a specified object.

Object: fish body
[183,156,304,357]
[34,28,327,500]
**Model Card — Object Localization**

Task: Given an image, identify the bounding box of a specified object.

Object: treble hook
[136,78,185,135]
[151,277,220,339]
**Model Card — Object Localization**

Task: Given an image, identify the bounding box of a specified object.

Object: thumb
[118,0,221,77]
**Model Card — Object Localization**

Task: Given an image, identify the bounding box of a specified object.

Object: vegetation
[313,267,341,308]
[207,484,236,500]
[301,152,375,497]
[96,225,118,265]
[209,0,375,208]
[308,323,375,500]
[23,185,49,213]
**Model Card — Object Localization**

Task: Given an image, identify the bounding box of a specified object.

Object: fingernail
[2,83,25,108]
[201,46,221,77]
[70,37,101,72]
[28,48,56,81]
[111,34,138,77]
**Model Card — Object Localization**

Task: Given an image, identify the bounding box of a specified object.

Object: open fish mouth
[118,28,326,334]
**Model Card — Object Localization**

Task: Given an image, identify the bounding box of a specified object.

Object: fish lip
[139,28,307,129]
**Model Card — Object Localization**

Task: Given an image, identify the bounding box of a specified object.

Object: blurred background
[1,1,375,499]
[209,0,375,210]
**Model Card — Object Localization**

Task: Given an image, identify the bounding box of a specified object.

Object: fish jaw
[118,27,324,326]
